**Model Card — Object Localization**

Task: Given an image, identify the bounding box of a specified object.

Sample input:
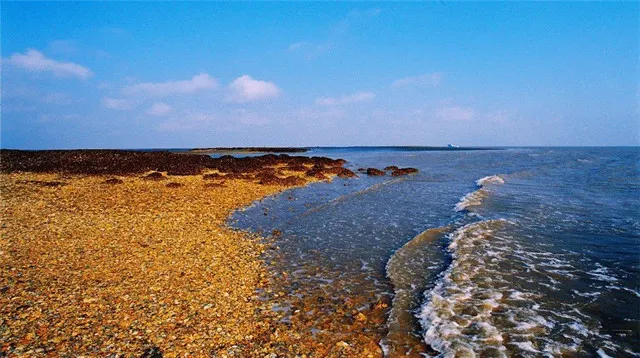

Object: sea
[228,147,639,357]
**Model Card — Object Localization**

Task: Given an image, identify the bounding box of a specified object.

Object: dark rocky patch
[165,182,184,188]
[305,168,328,180]
[144,172,166,181]
[256,172,306,186]
[391,167,419,176]
[0,150,352,183]
[103,178,124,185]
[337,168,358,178]
[384,166,399,171]
[285,164,308,172]
[141,346,163,358]
[357,168,366,173]
[366,168,386,176]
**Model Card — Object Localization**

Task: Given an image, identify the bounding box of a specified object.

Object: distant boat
[447,144,460,148]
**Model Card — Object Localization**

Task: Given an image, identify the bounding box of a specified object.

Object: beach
[0,150,381,357]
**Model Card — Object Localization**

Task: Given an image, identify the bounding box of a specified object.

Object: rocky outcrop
[391,167,419,176]
[366,168,385,176]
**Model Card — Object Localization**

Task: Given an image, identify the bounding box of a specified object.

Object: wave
[382,226,449,356]
[417,218,622,356]
[418,220,509,356]
[454,175,504,212]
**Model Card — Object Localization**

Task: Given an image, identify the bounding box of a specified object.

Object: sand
[0,171,319,356]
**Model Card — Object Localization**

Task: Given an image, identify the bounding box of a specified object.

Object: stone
[391,167,419,176]
[365,168,385,176]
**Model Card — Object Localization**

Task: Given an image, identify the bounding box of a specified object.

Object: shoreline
[0,150,374,356]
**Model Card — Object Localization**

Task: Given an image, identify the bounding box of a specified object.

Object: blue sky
[2,2,638,149]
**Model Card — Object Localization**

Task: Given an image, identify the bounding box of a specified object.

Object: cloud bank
[391,73,442,88]
[315,91,375,106]
[146,102,172,116]
[123,73,218,97]
[5,49,93,79]
[102,97,134,110]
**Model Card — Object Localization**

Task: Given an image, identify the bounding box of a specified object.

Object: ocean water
[230,147,640,357]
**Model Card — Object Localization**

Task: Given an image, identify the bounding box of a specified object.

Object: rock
[256,173,306,186]
[166,167,201,176]
[165,182,183,188]
[272,230,282,237]
[355,312,367,322]
[336,168,357,178]
[143,172,165,180]
[357,168,366,172]
[103,178,123,185]
[384,166,399,171]
[305,168,328,180]
[141,346,163,358]
[391,167,419,176]
[335,341,350,348]
[365,168,385,176]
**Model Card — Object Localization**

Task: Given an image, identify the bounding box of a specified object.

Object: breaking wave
[454,175,504,212]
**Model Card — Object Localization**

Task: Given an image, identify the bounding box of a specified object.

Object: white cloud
[4,49,93,79]
[122,73,218,97]
[146,102,172,116]
[436,106,475,121]
[102,97,134,110]
[315,91,375,106]
[227,75,280,103]
[391,73,442,88]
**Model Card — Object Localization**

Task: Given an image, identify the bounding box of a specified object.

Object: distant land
[187,147,309,155]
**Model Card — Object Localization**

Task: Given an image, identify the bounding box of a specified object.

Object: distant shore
[187,147,309,155]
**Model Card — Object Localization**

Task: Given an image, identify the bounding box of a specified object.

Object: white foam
[476,175,505,186]
[597,348,613,358]
[454,189,487,212]
[454,175,504,212]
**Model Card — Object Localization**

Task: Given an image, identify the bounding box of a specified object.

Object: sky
[1,2,638,149]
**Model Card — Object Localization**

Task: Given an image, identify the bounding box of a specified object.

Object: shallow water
[230,147,640,356]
